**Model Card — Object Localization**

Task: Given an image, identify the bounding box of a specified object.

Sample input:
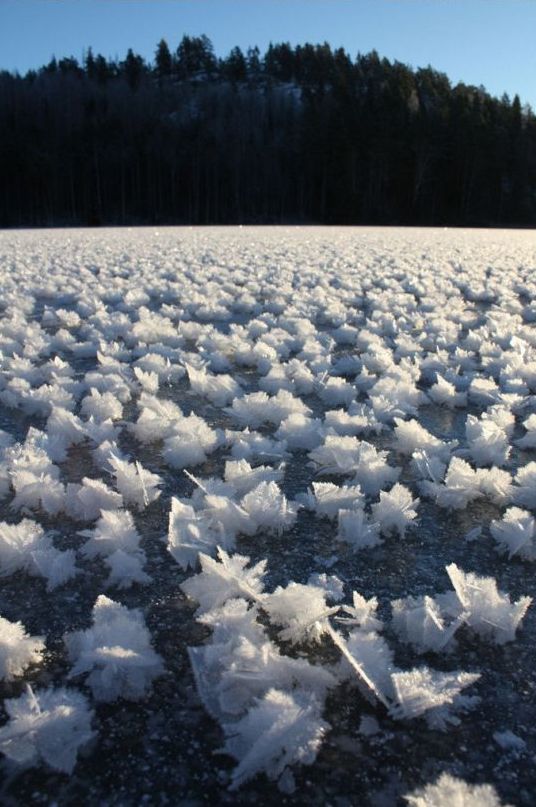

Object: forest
[0,35,534,227]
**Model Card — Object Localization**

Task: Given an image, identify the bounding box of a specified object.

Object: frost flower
[223,689,329,791]
[0,685,94,773]
[65,595,164,701]
[182,548,267,615]
[371,484,419,537]
[405,772,510,807]
[0,617,45,681]
[490,507,536,561]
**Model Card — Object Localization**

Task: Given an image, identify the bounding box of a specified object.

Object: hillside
[1,37,534,227]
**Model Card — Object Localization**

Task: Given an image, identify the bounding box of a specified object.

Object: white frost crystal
[222,688,329,791]
[0,519,77,590]
[181,548,267,615]
[371,484,419,537]
[422,457,483,510]
[186,362,241,406]
[490,507,536,560]
[198,635,335,722]
[224,459,284,496]
[167,497,221,570]
[391,595,462,654]
[0,685,94,773]
[342,629,397,705]
[309,481,365,519]
[104,549,151,589]
[428,375,467,408]
[65,595,164,701]
[446,564,532,644]
[309,436,399,494]
[80,509,142,558]
[513,462,536,509]
[390,667,480,729]
[81,388,123,421]
[263,582,339,644]
[393,418,453,461]
[240,481,297,534]
[0,617,45,681]
[476,466,513,506]
[226,390,310,428]
[337,508,382,550]
[80,509,150,588]
[66,477,123,522]
[405,773,510,807]
[338,592,383,632]
[465,414,511,467]
[162,414,221,469]
[516,413,536,449]
[108,454,162,510]
[275,413,323,450]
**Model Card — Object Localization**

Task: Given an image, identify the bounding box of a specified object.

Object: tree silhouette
[0,38,534,227]
[155,39,173,84]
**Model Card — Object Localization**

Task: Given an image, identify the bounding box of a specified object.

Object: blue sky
[1,0,535,107]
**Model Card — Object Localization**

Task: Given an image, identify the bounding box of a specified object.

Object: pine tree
[176,35,216,80]
[246,47,261,78]
[222,47,247,83]
[85,47,96,80]
[155,39,173,83]
[121,48,145,90]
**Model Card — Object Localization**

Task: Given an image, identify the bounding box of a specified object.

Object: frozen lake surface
[0,226,535,805]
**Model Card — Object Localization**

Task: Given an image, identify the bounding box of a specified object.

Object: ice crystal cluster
[0,227,534,803]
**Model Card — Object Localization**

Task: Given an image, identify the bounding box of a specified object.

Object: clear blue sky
[1,0,535,107]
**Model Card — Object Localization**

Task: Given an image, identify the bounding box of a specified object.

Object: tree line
[0,36,534,227]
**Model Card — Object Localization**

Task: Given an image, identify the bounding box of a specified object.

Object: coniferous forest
[1,36,535,227]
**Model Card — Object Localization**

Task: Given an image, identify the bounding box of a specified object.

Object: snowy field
[0,225,535,806]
